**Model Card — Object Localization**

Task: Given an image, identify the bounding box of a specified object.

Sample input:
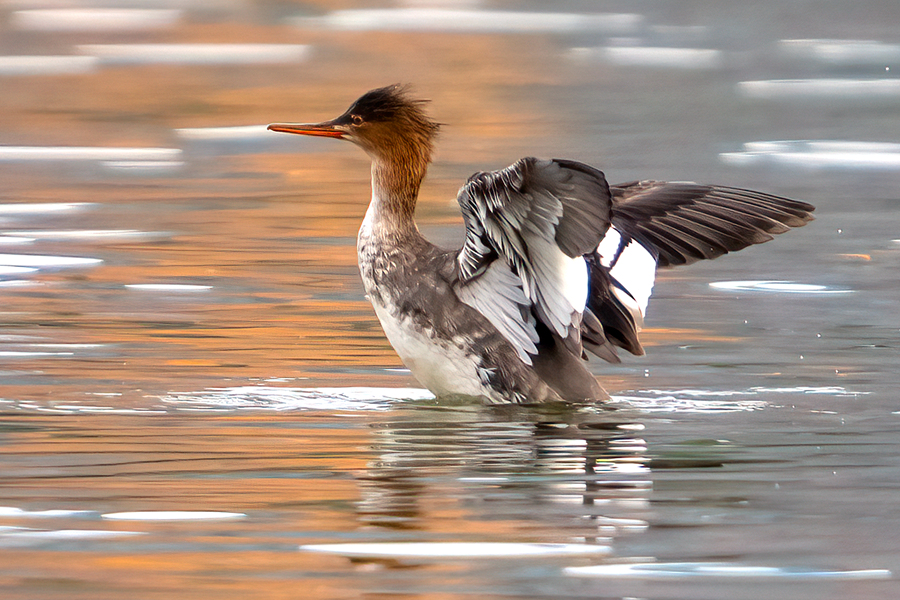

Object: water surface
[1,1,899,598]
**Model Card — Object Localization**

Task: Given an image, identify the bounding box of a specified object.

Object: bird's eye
[350,114,364,126]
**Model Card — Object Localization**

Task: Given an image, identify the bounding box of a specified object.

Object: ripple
[709,280,852,294]
[102,511,246,521]
[301,542,611,559]
[750,386,866,395]
[565,562,891,580]
[162,386,434,412]
[616,386,865,412]
[612,394,769,413]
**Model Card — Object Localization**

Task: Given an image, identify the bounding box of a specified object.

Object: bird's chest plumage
[357,229,502,401]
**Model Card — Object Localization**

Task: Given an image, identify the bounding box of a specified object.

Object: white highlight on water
[102,160,184,172]
[0,55,99,76]
[0,253,102,268]
[614,386,866,413]
[565,562,891,580]
[0,202,91,214]
[301,542,611,559]
[0,351,74,357]
[176,125,273,141]
[7,230,159,241]
[571,46,723,69]
[102,511,246,521]
[289,9,642,34]
[162,386,435,412]
[0,507,95,518]
[11,9,181,31]
[0,266,37,275]
[738,78,900,100]
[77,44,312,66]
[0,147,181,162]
[780,39,900,66]
[721,140,900,170]
[709,280,851,294]
[125,284,212,292]
[0,528,146,541]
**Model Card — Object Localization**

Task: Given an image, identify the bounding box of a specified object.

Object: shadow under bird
[268,85,814,404]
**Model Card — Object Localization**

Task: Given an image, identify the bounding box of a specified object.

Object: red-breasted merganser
[268,85,814,404]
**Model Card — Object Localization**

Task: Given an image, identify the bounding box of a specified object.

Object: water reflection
[355,405,650,549]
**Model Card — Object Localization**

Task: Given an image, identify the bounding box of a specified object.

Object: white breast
[369,300,497,401]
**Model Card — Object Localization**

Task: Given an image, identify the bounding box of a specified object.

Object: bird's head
[268,84,440,166]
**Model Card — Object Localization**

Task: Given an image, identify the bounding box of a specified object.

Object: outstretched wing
[454,157,612,364]
[585,180,816,361]
[453,160,815,369]
[610,181,815,267]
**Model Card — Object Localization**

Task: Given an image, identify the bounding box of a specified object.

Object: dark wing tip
[610,181,814,268]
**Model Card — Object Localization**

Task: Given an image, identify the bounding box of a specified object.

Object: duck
[268,84,814,404]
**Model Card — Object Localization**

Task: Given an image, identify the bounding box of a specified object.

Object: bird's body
[269,85,814,404]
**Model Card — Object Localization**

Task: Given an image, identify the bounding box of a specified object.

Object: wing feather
[455,261,539,364]
[454,166,814,367]
[584,180,814,361]
[611,181,814,267]
[455,157,612,358]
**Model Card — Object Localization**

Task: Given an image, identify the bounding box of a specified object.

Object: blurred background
[1,2,899,599]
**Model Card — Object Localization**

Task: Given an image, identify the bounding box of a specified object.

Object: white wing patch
[597,226,658,319]
[525,234,589,338]
[596,226,622,268]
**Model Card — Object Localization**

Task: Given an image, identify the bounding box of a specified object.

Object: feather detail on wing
[453,160,815,368]
[455,157,612,358]
[585,180,815,363]
[609,181,815,267]
[455,260,539,365]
